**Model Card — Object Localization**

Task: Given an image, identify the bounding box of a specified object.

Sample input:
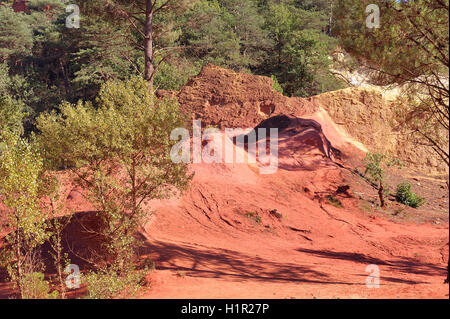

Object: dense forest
[0,0,344,123]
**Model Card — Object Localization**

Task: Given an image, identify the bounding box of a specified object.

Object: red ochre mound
[144,66,449,298]
[0,65,448,299]
[167,64,447,175]
[176,64,316,129]
[133,66,448,298]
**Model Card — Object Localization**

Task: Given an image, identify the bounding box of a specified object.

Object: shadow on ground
[141,239,364,286]
[296,247,446,280]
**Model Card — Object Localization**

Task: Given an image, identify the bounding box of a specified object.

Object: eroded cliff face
[175,64,316,129]
[308,88,448,176]
[166,64,447,176]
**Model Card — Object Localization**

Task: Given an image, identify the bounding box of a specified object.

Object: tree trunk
[378,181,385,208]
[15,229,24,298]
[56,238,66,299]
[144,0,154,92]
[447,182,449,284]
[445,258,449,284]
[328,0,334,36]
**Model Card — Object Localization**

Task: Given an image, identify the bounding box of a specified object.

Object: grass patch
[360,201,372,212]
[326,195,343,208]
[246,211,262,224]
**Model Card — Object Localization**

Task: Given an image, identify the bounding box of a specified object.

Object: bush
[326,195,343,208]
[0,95,25,140]
[271,75,283,95]
[21,272,59,299]
[84,268,147,299]
[396,181,425,208]
[246,211,262,224]
[363,153,402,208]
[36,77,192,275]
[154,59,200,91]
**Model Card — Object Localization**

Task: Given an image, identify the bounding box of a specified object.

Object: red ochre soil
[0,65,448,299]
[139,123,448,299]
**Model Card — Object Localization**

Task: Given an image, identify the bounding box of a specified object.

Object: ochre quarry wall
[161,64,447,176]
[308,88,448,176]
[176,64,316,129]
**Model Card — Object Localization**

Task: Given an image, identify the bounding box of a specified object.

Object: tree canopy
[0,0,344,121]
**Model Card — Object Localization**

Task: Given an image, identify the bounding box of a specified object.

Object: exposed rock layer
[167,64,447,176]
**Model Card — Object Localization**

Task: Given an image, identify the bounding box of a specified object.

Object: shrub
[21,272,59,299]
[363,153,402,208]
[0,95,25,141]
[396,181,425,208]
[246,211,262,224]
[154,60,200,91]
[36,77,193,274]
[326,195,343,208]
[0,135,50,298]
[271,75,283,95]
[84,268,147,299]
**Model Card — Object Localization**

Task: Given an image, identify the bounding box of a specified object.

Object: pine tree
[78,0,196,92]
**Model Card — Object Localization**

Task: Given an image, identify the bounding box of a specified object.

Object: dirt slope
[147,66,449,298]
[136,114,447,298]
[0,65,448,299]
[59,113,448,298]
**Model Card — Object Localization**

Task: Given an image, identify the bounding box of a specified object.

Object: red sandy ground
[136,118,449,299]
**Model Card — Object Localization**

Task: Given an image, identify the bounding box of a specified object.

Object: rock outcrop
[177,64,316,129]
[166,64,447,176]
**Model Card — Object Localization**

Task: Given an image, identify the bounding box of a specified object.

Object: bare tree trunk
[54,233,66,299]
[144,0,154,92]
[445,258,449,284]
[378,181,385,208]
[447,181,449,284]
[328,0,334,36]
[15,229,24,298]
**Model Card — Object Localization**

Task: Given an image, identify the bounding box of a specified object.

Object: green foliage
[334,0,449,167]
[41,174,72,299]
[36,76,192,279]
[0,133,50,298]
[181,0,344,96]
[154,59,200,91]
[183,0,270,71]
[78,0,197,91]
[71,16,140,89]
[271,75,283,94]
[326,195,343,208]
[363,153,402,184]
[396,181,426,208]
[21,272,59,299]
[363,152,402,207]
[0,5,33,61]
[1,2,84,115]
[0,95,25,140]
[0,63,12,95]
[246,211,262,224]
[0,138,45,243]
[259,1,342,96]
[0,88,69,298]
[0,0,346,123]
[334,0,448,86]
[84,267,146,299]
